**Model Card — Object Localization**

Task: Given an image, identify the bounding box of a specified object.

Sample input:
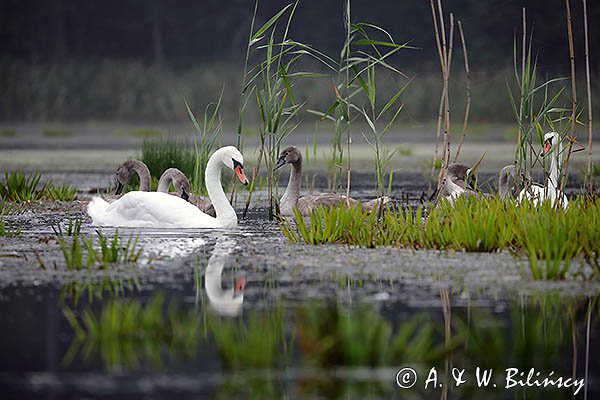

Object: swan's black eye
[232,159,243,169]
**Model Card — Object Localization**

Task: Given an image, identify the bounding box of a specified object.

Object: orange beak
[234,275,246,292]
[542,140,552,156]
[234,165,249,185]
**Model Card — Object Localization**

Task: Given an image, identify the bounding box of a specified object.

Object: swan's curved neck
[206,155,236,224]
[132,161,151,191]
[280,158,303,214]
[547,140,561,198]
[157,170,174,192]
[499,166,516,198]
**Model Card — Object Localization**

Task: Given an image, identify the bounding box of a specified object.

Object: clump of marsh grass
[514,201,582,279]
[280,196,600,279]
[0,198,22,237]
[43,128,75,137]
[141,138,196,182]
[0,171,78,201]
[0,171,46,201]
[57,229,142,270]
[52,217,82,236]
[45,182,78,201]
[0,128,17,137]
[0,216,21,237]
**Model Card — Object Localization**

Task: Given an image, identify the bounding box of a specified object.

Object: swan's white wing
[90,191,219,228]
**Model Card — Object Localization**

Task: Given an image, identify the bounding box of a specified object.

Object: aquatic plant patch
[141,139,196,184]
[0,171,45,201]
[56,229,142,270]
[1,171,78,201]
[0,216,21,237]
[279,196,600,279]
[45,182,78,201]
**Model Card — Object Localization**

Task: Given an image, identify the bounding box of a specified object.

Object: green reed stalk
[582,0,594,191]
[453,20,471,162]
[187,91,223,196]
[559,0,578,195]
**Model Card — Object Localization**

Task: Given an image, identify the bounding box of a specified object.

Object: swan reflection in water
[204,237,246,317]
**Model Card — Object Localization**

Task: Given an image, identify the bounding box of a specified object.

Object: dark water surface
[0,175,598,399]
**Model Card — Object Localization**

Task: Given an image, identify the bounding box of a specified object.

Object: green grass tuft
[0,216,21,237]
[0,171,45,201]
[1,171,79,201]
[57,229,142,270]
[141,138,196,183]
[43,128,76,137]
[45,182,78,201]
[280,196,600,279]
[52,217,82,237]
[0,128,17,137]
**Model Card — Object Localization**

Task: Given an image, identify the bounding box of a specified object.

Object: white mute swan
[114,160,151,194]
[87,146,249,228]
[157,167,215,217]
[205,238,245,317]
[274,146,389,216]
[517,132,568,208]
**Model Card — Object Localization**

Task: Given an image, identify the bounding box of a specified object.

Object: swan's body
[114,160,151,194]
[439,163,477,204]
[275,146,389,216]
[158,168,216,217]
[88,146,248,228]
[205,238,245,317]
[517,132,568,208]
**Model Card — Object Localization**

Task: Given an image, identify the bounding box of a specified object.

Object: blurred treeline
[1,0,598,123]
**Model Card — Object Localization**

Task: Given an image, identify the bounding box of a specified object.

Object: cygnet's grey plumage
[275,146,389,216]
[439,163,477,202]
[498,165,523,199]
[114,160,152,194]
[157,168,215,217]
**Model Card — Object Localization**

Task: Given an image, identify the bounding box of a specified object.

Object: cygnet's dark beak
[274,156,287,171]
[114,180,124,195]
[180,188,190,202]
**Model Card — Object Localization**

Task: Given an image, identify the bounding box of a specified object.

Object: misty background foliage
[1,0,599,123]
